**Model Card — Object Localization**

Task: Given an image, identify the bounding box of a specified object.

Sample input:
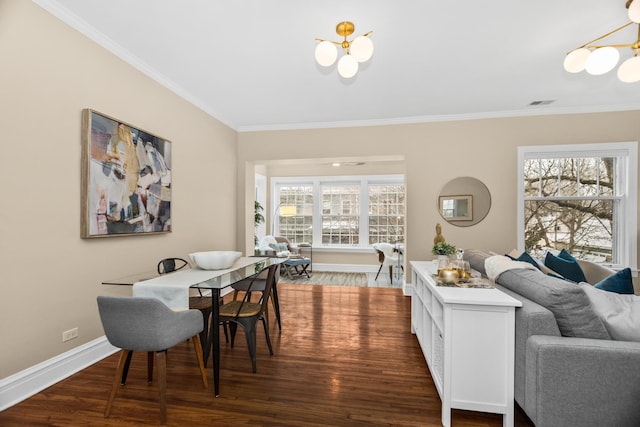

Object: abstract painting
[81,109,172,238]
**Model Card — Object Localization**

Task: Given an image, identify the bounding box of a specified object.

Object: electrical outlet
[62,327,78,342]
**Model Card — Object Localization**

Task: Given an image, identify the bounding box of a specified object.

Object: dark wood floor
[0,284,535,426]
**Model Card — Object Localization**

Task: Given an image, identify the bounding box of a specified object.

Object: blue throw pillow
[505,252,541,271]
[594,268,635,294]
[544,251,587,283]
[557,249,577,263]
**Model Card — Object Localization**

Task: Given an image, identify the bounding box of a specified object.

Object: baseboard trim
[0,337,117,411]
[403,282,414,297]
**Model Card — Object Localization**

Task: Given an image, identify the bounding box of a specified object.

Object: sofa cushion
[496,269,610,339]
[544,250,587,283]
[580,283,640,341]
[463,249,490,277]
[506,251,542,271]
[577,259,616,284]
[593,268,635,294]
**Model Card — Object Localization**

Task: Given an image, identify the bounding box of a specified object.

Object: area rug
[279,271,368,286]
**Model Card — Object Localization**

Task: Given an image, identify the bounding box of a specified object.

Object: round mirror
[437,177,491,227]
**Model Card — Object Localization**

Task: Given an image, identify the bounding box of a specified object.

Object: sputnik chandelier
[564,0,640,82]
[315,21,374,79]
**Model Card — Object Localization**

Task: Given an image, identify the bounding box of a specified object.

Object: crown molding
[236,103,640,132]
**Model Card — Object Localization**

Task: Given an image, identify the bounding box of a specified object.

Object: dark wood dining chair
[220,263,278,373]
[231,261,281,330]
[158,257,228,366]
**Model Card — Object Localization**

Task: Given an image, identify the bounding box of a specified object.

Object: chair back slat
[157,257,190,274]
[226,263,278,319]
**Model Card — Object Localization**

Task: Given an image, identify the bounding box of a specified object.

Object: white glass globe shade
[563,48,591,73]
[629,0,640,23]
[585,47,620,75]
[337,54,359,78]
[315,41,337,67]
[350,36,374,63]
[617,56,640,82]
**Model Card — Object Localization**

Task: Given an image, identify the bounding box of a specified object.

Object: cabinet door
[449,305,512,412]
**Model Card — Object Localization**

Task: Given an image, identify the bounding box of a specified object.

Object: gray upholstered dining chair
[221,263,278,373]
[97,296,208,425]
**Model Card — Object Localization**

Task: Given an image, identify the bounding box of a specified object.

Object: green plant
[254,201,265,245]
[432,241,456,256]
[254,201,265,227]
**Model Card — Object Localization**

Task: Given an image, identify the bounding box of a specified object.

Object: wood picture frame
[439,195,473,221]
[81,109,172,238]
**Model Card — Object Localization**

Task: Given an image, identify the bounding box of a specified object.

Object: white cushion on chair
[373,243,399,265]
[259,235,278,252]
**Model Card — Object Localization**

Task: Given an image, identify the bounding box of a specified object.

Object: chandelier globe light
[315,21,373,79]
[564,0,640,82]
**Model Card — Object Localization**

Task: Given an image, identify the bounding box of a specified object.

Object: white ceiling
[36,0,640,131]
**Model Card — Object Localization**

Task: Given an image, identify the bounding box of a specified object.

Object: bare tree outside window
[523,157,616,262]
[369,184,405,244]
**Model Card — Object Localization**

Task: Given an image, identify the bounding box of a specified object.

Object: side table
[297,243,312,273]
[282,257,311,279]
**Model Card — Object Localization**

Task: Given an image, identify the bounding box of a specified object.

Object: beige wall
[0,1,237,377]
[237,112,640,289]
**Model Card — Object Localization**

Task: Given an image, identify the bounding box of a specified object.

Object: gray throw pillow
[497,268,610,339]
[579,283,640,341]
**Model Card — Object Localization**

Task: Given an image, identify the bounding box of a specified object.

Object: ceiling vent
[528,100,555,106]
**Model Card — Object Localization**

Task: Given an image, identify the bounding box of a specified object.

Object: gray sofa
[464,249,640,427]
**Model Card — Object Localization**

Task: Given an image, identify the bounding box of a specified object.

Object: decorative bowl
[438,268,459,284]
[188,251,242,270]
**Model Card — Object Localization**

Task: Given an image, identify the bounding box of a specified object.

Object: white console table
[410,261,522,427]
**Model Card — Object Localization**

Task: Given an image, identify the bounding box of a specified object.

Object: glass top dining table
[101,256,284,397]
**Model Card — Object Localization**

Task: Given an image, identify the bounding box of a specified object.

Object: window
[321,184,360,245]
[277,184,313,244]
[273,175,405,248]
[368,184,405,244]
[518,142,637,270]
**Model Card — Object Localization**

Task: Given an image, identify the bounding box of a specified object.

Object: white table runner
[132,257,265,309]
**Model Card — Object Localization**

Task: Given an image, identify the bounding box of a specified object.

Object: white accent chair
[373,242,402,284]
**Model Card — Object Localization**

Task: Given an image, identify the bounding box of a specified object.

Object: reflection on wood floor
[0,284,534,426]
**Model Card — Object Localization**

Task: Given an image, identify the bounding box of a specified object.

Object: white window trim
[517,142,637,271]
[272,174,405,249]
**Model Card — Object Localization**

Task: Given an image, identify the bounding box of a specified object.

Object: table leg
[120,350,133,385]
[299,263,311,278]
[210,288,221,397]
[271,281,282,330]
[283,263,294,279]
